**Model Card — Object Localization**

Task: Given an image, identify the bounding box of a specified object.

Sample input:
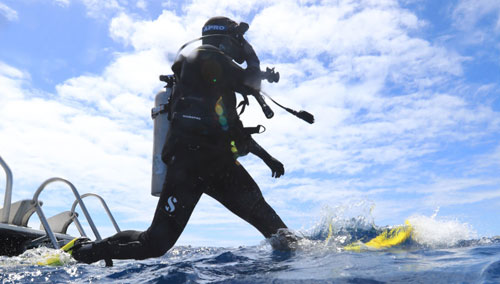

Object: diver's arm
[241,37,260,69]
[241,38,261,91]
[224,38,261,93]
[248,138,284,178]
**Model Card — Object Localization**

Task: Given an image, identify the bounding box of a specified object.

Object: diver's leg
[72,156,204,263]
[205,162,287,239]
[206,163,297,250]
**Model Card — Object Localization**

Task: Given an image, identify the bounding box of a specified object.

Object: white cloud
[0,61,158,224]
[452,0,500,43]
[181,0,267,25]
[80,0,124,19]
[0,2,18,21]
[0,62,29,101]
[136,0,147,11]
[53,0,70,7]
[453,0,500,29]
[250,1,422,57]
[109,9,207,56]
[108,12,136,46]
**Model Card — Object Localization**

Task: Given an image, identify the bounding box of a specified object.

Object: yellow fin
[35,237,80,266]
[61,237,79,254]
[344,241,363,252]
[344,220,412,252]
[36,253,64,266]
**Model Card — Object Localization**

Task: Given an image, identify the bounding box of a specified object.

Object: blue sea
[1,213,499,283]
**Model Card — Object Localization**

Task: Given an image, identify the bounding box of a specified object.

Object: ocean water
[1,210,499,284]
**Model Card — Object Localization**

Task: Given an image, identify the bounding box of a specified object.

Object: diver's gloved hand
[264,156,284,178]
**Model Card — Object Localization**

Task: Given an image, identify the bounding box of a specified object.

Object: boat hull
[0,223,74,256]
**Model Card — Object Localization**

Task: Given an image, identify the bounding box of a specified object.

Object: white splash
[0,247,75,267]
[408,214,477,247]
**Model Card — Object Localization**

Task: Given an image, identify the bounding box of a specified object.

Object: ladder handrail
[71,193,121,233]
[32,177,102,249]
[72,215,88,237]
[0,156,13,224]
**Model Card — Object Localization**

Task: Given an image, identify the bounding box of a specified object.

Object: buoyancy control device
[150,67,314,197]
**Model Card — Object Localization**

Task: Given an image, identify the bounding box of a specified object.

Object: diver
[71,16,296,265]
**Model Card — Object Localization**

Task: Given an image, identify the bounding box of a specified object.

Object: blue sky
[1,0,499,247]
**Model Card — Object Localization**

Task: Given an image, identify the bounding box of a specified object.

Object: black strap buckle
[151,104,168,119]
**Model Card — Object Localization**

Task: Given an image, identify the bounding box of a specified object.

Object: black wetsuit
[72,45,289,264]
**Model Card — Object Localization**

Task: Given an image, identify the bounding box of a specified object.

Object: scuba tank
[150,75,174,197]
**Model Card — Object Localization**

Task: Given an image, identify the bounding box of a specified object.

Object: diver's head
[201,16,249,64]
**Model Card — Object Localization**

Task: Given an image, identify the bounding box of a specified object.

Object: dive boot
[269,229,300,251]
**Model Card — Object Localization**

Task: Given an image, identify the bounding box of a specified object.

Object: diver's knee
[143,221,182,258]
[147,238,175,258]
[250,198,272,218]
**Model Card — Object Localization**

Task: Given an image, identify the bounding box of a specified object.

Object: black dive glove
[247,137,285,178]
[264,156,285,178]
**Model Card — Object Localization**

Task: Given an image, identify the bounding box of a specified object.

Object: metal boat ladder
[1,155,121,249]
[32,177,121,248]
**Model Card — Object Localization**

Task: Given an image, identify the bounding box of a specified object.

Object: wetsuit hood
[201,16,249,64]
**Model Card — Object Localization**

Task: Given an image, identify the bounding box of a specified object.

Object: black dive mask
[201,18,251,64]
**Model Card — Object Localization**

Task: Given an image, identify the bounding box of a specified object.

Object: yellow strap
[325,221,333,244]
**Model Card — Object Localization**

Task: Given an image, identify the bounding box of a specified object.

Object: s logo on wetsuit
[165,196,178,213]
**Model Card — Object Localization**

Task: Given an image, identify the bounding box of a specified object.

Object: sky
[0,0,499,247]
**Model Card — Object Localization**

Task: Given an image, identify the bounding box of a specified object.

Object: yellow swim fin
[36,237,80,266]
[61,237,80,254]
[344,220,413,252]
